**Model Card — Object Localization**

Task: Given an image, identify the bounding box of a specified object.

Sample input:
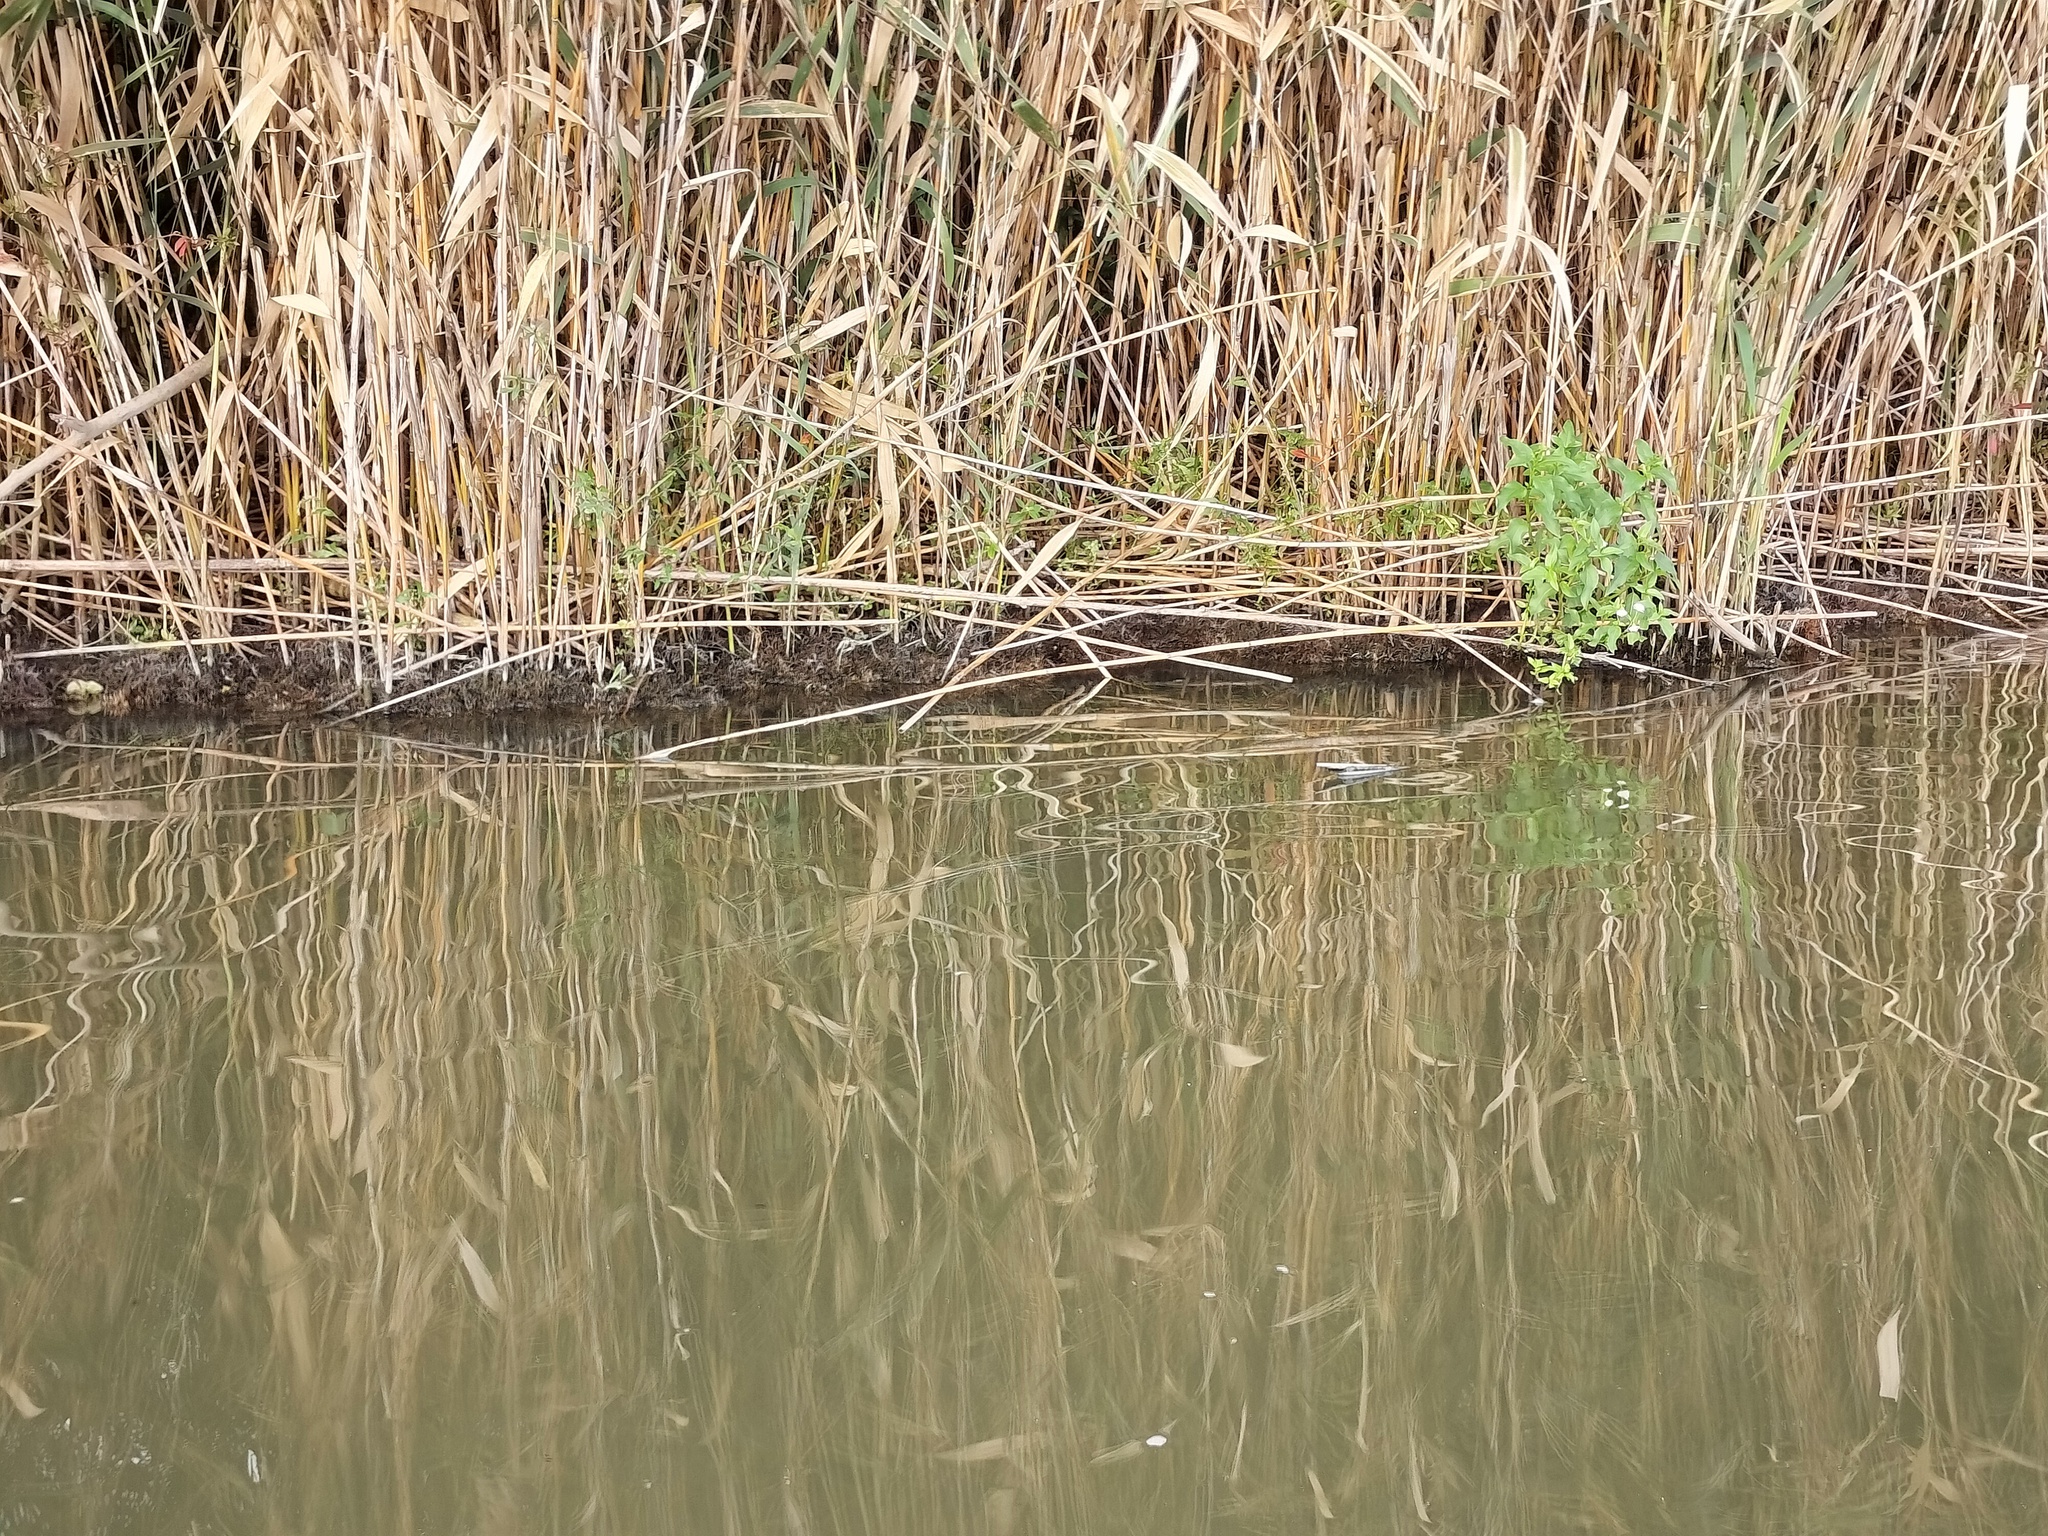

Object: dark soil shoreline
[0,620,1493,723]
[0,595,2013,726]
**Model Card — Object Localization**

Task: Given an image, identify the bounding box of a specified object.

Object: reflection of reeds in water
[3,641,2048,1531]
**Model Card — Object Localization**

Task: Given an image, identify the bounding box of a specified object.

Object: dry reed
[1,2,2046,691]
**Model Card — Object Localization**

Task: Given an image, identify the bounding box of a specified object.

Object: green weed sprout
[1489,426,1678,688]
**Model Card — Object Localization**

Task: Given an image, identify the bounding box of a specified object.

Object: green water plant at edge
[1489,425,1678,688]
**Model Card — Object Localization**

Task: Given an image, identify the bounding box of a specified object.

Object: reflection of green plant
[1480,720,1656,883]
[1489,426,1677,687]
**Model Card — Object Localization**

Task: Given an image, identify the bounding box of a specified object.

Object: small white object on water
[1877,1310,1903,1400]
[1318,761,1399,781]
[1275,1264,1290,1274]
[1202,1290,1217,1298]
[1145,1435,1169,1448]
[247,1450,261,1483]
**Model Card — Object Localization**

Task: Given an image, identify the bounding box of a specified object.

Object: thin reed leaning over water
[0,641,2046,1528]
[1,4,2046,692]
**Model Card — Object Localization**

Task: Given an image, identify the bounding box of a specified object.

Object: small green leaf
[1647,217,1704,247]
[1732,317,1760,411]
[0,0,55,43]
[1010,96,1058,147]
[1801,257,1860,325]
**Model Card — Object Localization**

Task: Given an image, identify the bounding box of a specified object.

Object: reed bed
[1,2,2045,692]
[3,638,2048,1529]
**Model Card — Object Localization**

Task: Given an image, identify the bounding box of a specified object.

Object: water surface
[4,638,2048,1532]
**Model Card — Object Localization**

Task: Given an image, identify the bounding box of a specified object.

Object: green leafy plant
[1257,427,1316,530]
[1055,535,1104,570]
[1136,439,1204,502]
[569,468,623,534]
[1373,468,1487,542]
[1489,426,1677,688]
[1220,510,1282,577]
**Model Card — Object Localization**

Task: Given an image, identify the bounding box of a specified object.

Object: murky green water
[5,637,2048,1533]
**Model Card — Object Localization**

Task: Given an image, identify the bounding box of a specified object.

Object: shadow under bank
[0,588,2016,726]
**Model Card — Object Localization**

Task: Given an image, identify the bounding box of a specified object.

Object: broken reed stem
[0,341,238,501]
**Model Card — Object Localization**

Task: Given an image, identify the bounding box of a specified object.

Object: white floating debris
[1877,1310,1902,1401]
[1275,1264,1290,1275]
[1145,1434,1169,1448]
[1202,1291,1217,1299]
[1318,761,1399,780]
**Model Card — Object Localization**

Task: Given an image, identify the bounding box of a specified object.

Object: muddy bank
[0,626,958,723]
[0,596,1987,726]
[0,620,1495,723]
